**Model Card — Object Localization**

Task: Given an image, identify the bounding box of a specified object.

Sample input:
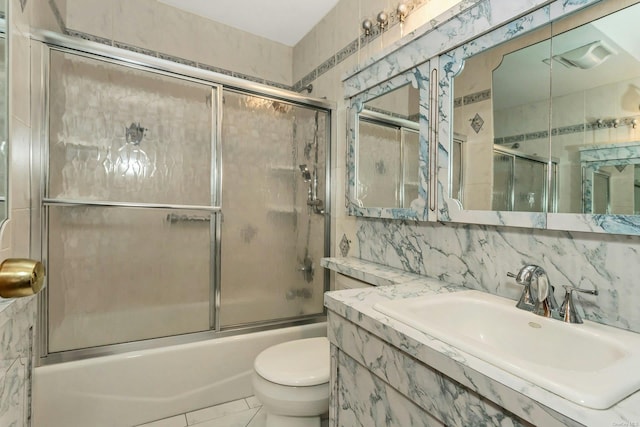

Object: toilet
[252,274,371,426]
[252,337,330,427]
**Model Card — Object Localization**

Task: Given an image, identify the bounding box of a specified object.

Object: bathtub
[32,322,326,427]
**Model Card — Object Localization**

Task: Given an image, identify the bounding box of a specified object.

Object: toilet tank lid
[254,337,330,386]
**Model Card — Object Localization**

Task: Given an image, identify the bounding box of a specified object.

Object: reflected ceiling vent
[545,40,617,69]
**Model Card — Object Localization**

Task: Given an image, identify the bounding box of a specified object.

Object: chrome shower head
[299,164,312,182]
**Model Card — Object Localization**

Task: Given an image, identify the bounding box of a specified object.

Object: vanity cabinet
[329,310,540,427]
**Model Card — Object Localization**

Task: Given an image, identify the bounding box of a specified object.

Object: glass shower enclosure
[38,44,330,361]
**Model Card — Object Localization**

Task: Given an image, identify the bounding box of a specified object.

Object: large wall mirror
[348,64,429,220]
[440,0,640,233]
[0,1,7,226]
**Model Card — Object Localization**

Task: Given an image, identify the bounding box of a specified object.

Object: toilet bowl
[252,337,330,427]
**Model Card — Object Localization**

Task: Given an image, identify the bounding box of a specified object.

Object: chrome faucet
[559,285,599,324]
[507,265,560,319]
[508,265,599,323]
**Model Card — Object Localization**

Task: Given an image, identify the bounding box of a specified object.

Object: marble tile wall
[355,217,640,333]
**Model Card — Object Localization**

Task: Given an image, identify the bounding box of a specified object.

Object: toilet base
[266,413,320,427]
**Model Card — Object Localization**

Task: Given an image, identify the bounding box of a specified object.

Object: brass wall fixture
[0,258,46,298]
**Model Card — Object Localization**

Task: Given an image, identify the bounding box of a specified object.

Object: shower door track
[32,32,333,366]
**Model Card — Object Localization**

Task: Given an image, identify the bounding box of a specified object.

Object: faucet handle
[507,271,535,310]
[560,285,599,324]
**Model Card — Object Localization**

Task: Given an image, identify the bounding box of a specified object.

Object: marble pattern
[330,313,536,427]
[0,297,36,427]
[321,257,424,287]
[353,218,640,333]
[334,350,445,427]
[323,279,640,426]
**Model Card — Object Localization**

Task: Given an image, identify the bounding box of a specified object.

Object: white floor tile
[244,396,262,409]
[137,414,187,427]
[245,407,267,427]
[190,407,259,427]
[187,400,250,425]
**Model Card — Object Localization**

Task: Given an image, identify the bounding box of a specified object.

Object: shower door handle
[0,258,46,298]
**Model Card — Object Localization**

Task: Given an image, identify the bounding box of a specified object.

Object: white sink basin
[373,290,640,409]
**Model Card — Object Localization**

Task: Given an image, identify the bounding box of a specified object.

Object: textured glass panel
[403,129,419,208]
[593,172,610,214]
[513,158,546,212]
[220,91,326,327]
[358,120,401,207]
[48,51,213,205]
[47,206,212,352]
[492,153,513,211]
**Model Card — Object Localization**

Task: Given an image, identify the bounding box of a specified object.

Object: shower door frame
[31,32,333,365]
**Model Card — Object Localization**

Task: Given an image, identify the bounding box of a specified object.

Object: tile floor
[137,396,329,427]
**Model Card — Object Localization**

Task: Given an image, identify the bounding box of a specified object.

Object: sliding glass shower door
[219,91,328,327]
[45,51,217,352]
[41,47,330,359]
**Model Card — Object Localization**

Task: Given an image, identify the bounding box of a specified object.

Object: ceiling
[157,0,340,47]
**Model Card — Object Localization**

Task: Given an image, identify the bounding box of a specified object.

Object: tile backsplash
[356,217,640,333]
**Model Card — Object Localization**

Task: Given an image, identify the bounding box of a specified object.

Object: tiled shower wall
[296,0,640,333]
[39,0,293,88]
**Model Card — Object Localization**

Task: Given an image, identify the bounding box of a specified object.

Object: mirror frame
[343,0,640,235]
[347,63,430,220]
[435,0,640,234]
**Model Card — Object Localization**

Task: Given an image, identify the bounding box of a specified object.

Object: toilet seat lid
[254,337,330,386]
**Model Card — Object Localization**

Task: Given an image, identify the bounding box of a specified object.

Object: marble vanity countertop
[322,259,640,426]
[320,257,425,286]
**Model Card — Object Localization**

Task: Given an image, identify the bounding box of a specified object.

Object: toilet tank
[334,273,374,290]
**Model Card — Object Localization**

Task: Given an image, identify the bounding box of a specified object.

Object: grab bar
[165,213,211,224]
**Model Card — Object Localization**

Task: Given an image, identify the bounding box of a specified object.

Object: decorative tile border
[463,89,491,105]
[495,117,640,145]
[452,86,640,145]
[46,0,297,91]
[64,29,113,46]
[61,28,296,91]
[112,41,158,58]
[48,0,437,94]
[291,0,434,91]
